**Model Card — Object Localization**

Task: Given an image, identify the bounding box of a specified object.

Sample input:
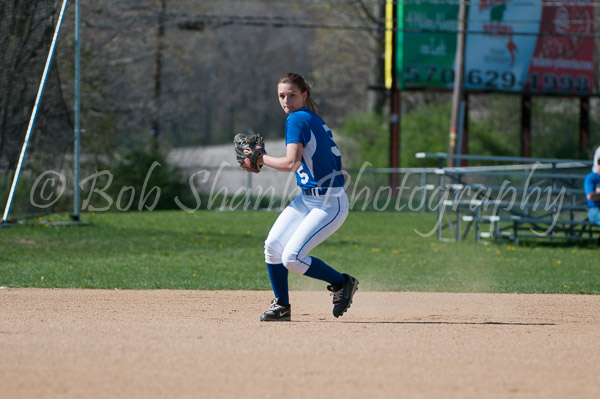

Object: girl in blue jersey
[585,149,600,226]
[257,73,358,321]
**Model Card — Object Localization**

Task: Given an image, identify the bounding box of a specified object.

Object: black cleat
[327,273,359,318]
[260,298,291,322]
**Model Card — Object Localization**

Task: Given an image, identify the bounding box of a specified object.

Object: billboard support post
[448,0,467,166]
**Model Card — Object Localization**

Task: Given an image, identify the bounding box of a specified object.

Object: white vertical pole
[245,172,252,210]
[73,0,81,221]
[2,0,70,224]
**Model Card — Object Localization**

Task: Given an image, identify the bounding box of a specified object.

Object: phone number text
[403,65,592,94]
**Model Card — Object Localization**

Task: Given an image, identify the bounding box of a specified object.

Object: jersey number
[323,125,341,157]
[297,165,310,184]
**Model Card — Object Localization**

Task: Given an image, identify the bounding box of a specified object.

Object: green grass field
[1,210,598,294]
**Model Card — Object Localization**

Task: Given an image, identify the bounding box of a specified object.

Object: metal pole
[460,93,469,166]
[420,171,426,213]
[448,0,467,167]
[2,0,70,224]
[151,0,167,152]
[245,172,252,210]
[72,0,81,221]
[521,94,531,157]
[455,100,466,167]
[389,0,400,195]
[580,96,590,155]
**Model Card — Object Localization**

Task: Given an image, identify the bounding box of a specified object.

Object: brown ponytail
[278,73,321,114]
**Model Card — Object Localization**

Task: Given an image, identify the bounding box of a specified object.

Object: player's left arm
[260,143,303,172]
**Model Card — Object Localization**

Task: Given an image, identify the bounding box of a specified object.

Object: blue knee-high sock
[303,257,346,285]
[266,263,289,306]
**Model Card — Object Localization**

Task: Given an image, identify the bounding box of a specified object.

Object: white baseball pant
[264,188,349,275]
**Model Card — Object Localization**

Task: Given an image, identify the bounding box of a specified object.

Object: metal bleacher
[416,153,600,244]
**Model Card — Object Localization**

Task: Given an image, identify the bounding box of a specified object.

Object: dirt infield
[1,289,599,399]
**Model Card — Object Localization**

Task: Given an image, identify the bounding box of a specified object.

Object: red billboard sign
[526,0,595,94]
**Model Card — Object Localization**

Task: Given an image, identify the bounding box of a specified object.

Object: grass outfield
[0,210,598,294]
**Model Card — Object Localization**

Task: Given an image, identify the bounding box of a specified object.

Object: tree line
[2,0,599,177]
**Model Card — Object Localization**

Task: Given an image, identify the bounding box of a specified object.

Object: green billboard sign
[397,0,595,95]
[397,2,459,90]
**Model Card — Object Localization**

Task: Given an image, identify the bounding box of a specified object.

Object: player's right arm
[584,174,600,201]
[587,192,600,201]
[260,143,303,173]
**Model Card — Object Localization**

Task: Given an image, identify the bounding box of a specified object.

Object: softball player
[257,73,358,321]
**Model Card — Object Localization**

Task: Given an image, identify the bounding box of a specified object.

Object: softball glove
[234,133,266,173]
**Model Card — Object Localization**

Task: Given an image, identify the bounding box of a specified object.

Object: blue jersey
[584,172,600,208]
[285,107,345,190]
